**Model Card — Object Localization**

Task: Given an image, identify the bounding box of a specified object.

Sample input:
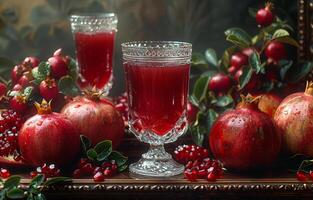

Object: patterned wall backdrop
[0,0,296,95]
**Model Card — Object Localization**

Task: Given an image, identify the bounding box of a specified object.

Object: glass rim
[70,13,117,20]
[121,41,192,62]
[121,41,192,49]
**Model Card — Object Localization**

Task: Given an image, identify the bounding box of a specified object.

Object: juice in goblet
[122,41,192,177]
[70,13,117,95]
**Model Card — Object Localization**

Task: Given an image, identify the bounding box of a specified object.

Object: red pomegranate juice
[75,31,115,89]
[124,62,190,136]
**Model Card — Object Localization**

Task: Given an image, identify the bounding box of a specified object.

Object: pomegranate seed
[93,172,104,182]
[81,163,94,175]
[184,169,197,181]
[296,171,308,182]
[207,172,217,182]
[93,167,103,175]
[0,168,10,178]
[73,169,81,178]
[197,169,207,179]
[30,171,38,178]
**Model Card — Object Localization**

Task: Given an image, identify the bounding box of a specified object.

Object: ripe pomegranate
[61,94,124,148]
[11,65,24,83]
[274,82,313,156]
[18,100,80,167]
[265,41,287,62]
[208,73,232,93]
[230,52,248,70]
[257,93,282,117]
[23,56,40,68]
[256,4,274,27]
[39,78,59,101]
[209,96,281,170]
[187,102,198,123]
[10,95,28,113]
[48,56,68,79]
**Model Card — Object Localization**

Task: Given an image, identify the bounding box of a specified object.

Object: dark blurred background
[0,0,297,96]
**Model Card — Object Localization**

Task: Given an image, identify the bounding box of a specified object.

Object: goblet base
[129,145,184,177]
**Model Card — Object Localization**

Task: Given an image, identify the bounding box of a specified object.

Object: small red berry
[0,168,11,178]
[48,56,68,79]
[265,41,287,62]
[187,102,198,123]
[228,66,237,76]
[256,5,274,27]
[93,172,105,182]
[39,78,59,100]
[296,171,308,182]
[23,56,40,68]
[30,171,38,178]
[93,167,103,175]
[208,73,232,93]
[231,52,248,69]
[0,82,7,97]
[12,84,22,91]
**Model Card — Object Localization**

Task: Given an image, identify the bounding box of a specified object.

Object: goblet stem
[129,144,184,177]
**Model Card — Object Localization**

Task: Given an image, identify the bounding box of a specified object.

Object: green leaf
[38,62,50,77]
[274,36,300,48]
[249,52,263,74]
[34,193,46,200]
[248,7,257,17]
[68,58,78,80]
[30,175,45,187]
[86,149,97,161]
[58,76,81,97]
[191,53,207,70]
[192,76,210,103]
[204,48,218,68]
[190,125,206,146]
[272,29,289,39]
[206,109,218,134]
[80,135,91,154]
[4,176,20,189]
[225,28,251,48]
[23,86,34,101]
[0,190,5,200]
[239,67,253,90]
[287,62,313,83]
[109,151,127,167]
[44,177,70,186]
[220,46,237,70]
[214,95,233,107]
[6,188,25,199]
[118,164,128,172]
[279,60,293,80]
[95,140,112,162]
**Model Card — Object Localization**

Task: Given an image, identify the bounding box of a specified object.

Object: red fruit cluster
[30,163,61,178]
[174,145,209,164]
[114,92,128,125]
[0,109,23,158]
[184,158,224,182]
[72,158,118,182]
[296,171,313,182]
[0,168,11,178]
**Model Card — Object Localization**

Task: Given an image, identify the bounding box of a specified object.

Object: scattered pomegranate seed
[0,168,10,178]
[296,171,308,182]
[207,172,217,182]
[35,163,61,178]
[93,172,105,182]
[174,144,209,164]
[30,171,38,178]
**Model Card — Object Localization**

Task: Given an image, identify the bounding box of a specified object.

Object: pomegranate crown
[305,81,313,95]
[265,2,274,11]
[236,94,261,110]
[82,87,106,101]
[34,99,52,114]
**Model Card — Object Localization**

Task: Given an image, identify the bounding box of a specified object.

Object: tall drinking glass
[122,41,192,177]
[70,13,117,95]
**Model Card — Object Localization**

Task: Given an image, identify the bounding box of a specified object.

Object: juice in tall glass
[124,63,190,136]
[75,31,115,90]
